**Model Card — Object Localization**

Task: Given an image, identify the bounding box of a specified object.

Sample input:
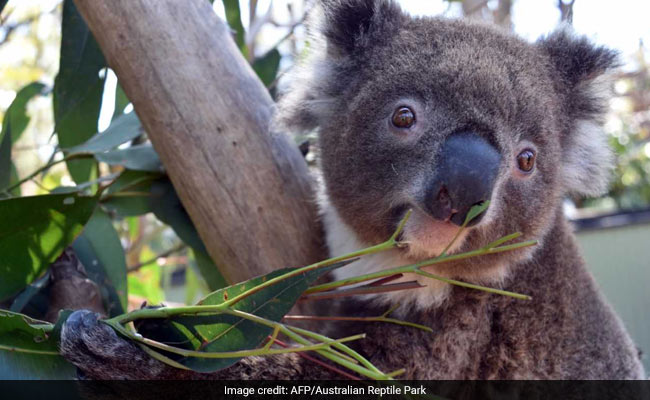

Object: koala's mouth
[391,205,470,261]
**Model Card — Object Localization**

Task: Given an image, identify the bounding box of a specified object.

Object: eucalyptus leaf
[54,0,106,183]
[135,260,352,372]
[149,179,205,251]
[0,310,76,379]
[95,144,163,172]
[222,0,248,57]
[65,112,141,154]
[252,48,281,87]
[72,208,127,316]
[0,193,98,301]
[0,123,10,191]
[1,82,46,144]
[0,82,46,191]
[101,170,162,217]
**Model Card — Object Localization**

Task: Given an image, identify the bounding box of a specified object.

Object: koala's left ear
[537,28,620,197]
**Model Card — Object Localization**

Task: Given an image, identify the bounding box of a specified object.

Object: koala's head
[278,0,618,279]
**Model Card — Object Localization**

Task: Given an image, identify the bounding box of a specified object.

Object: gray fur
[60,0,644,379]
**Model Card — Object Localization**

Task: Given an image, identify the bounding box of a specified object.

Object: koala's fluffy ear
[537,28,620,197]
[275,0,403,134]
[320,0,404,56]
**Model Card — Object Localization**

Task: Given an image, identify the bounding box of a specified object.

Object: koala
[60,0,644,380]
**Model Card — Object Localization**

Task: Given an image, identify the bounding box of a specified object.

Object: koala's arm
[60,310,337,380]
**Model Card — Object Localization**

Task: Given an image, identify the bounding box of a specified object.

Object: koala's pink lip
[397,207,468,260]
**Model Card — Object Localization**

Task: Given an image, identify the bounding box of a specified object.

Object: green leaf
[149,179,204,251]
[136,260,351,372]
[222,0,248,58]
[72,208,127,316]
[464,200,490,226]
[102,170,161,217]
[0,310,76,379]
[95,144,163,172]
[0,123,10,192]
[54,0,106,184]
[0,193,98,301]
[64,112,142,154]
[252,49,281,87]
[0,83,46,191]
[1,82,46,144]
[191,248,228,292]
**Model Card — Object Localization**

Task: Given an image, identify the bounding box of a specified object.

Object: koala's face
[279,0,616,278]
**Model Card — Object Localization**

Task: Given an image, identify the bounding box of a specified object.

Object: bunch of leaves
[0,203,535,380]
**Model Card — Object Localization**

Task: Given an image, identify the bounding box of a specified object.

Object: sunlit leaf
[0,193,97,301]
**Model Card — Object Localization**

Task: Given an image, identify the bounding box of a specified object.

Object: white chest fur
[320,197,452,311]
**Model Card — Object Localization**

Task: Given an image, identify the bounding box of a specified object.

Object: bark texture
[73,0,325,284]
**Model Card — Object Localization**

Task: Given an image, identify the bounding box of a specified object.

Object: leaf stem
[305,239,537,300]
[4,152,94,193]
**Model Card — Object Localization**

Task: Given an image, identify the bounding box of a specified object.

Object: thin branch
[3,152,94,193]
[127,243,187,273]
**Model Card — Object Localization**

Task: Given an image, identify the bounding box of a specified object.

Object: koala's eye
[392,107,415,128]
[516,149,536,173]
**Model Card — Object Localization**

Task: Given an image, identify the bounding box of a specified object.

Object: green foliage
[72,209,127,316]
[222,0,248,58]
[0,310,76,379]
[53,0,106,184]
[117,260,351,372]
[95,144,163,172]
[102,170,162,217]
[64,112,142,154]
[253,49,281,87]
[0,83,46,194]
[0,193,97,301]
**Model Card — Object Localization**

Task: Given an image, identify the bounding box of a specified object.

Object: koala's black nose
[424,132,501,226]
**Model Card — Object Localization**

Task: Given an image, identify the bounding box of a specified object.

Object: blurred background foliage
[0,0,648,313]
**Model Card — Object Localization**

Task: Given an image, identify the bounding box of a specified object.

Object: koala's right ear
[319,0,405,57]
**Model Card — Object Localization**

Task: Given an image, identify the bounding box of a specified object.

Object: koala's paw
[60,310,168,380]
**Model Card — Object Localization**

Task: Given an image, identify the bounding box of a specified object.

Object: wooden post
[73,0,325,283]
